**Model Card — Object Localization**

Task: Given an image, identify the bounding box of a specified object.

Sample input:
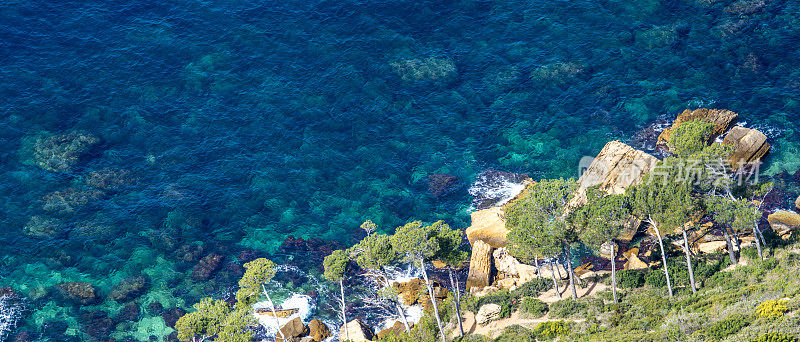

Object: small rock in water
[468,169,530,209]
[162,308,186,329]
[191,254,223,281]
[109,275,149,302]
[427,173,460,198]
[56,282,100,306]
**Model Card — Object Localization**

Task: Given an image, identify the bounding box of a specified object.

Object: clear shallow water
[1,0,800,340]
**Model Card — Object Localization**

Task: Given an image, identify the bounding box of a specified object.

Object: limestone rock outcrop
[466,207,509,249]
[339,319,375,342]
[721,126,771,166]
[492,248,539,286]
[568,141,659,209]
[277,317,309,342]
[307,319,331,342]
[475,304,502,325]
[467,240,494,289]
[768,211,800,237]
[657,108,738,146]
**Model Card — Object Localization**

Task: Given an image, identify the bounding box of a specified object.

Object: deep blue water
[1,0,800,340]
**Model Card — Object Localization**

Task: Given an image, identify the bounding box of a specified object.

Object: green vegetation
[505,178,580,299]
[519,297,548,318]
[667,119,714,158]
[175,258,277,342]
[323,249,350,341]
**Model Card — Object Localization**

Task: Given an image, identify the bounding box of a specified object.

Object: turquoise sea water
[2,0,800,340]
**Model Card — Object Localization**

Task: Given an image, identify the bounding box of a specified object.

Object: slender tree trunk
[534,257,539,271]
[753,226,764,260]
[419,262,446,342]
[563,246,578,300]
[649,218,673,297]
[550,262,561,299]
[263,288,287,341]
[339,280,349,341]
[682,228,697,293]
[555,259,563,280]
[722,229,737,264]
[611,243,617,303]
[395,303,411,332]
[448,268,464,337]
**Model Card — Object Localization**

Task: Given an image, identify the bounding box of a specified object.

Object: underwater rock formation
[31,131,99,172]
[40,187,103,214]
[56,282,100,306]
[390,57,456,81]
[427,173,460,198]
[84,168,135,190]
[191,254,223,281]
[22,216,63,238]
[108,276,149,302]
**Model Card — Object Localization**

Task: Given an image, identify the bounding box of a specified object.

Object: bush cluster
[756,299,789,318]
[750,332,799,342]
[531,321,570,340]
[617,269,645,289]
[694,314,751,341]
[519,297,548,318]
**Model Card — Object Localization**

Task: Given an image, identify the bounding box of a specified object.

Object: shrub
[464,290,518,319]
[493,325,535,342]
[694,314,750,341]
[532,321,569,340]
[617,269,645,289]
[741,247,760,261]
[379,315,439,342]
[645,270,667,288]
[512,278,549,298]
[668,119,714,158]
[550,299,586,319]
[519,297,548,318]
[756,299,789,318]
[750,332,799,342]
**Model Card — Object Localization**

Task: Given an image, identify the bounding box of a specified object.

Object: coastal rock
[599,241,617,259]
[109,275,148,302]
[393,278,448,308]
[496,278,516,289]
[656,108,738,146]
[796,196,800,211]
[492,248,538,285]
[768,211,800,237]
[466,240,494,289]
[427,173,460,198]
[468,169,531,209]
[191,254,223,281]
[537,263,568,280]
[466,207,509,249]
[377,321,406,340]
[307,319,331,342]
[698,241,730,254]
[277,317,309,342]
[623,254,648,270]
[31,131,100,172]
[80,311,114,340]
[56,282,100,306]
[721,126,771,167]
[567,141,659,210]
[339,319,374,342]
[462,311,477,334]
[475,304,502,325]
[255,308,300,319]
[115,302,140,323]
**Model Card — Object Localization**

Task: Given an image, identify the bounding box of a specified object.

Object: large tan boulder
[537,262,568,280]
[568,141,659,209]
[492,248,538,284]
[475,304,502,325]
[768,211,800,237]
[277,317,309,342]
[657,108,738,146]
[376,321,406,340]
[339,319,374,342]
[698,241,733,254]
[467,240,494,289]
[466,207,509,248]
[722,126,771,167]
[307,319,331,342]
